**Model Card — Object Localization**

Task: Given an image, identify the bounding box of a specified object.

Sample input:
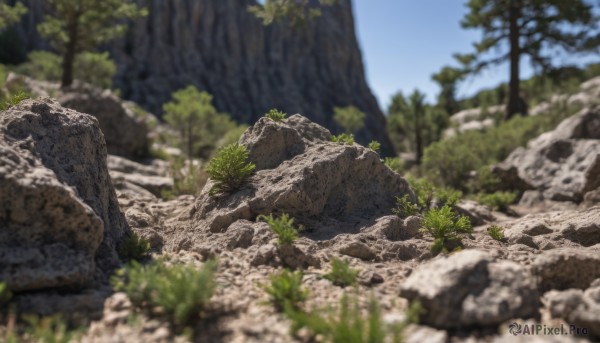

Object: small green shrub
[331,133,355,145]
[421,206,472,254]
[0,92,29,111]
[265,108,287,122]
[112,259,217,329]
[477,191,517,211]
[286,294,421,343]
[21,314,82,343]
[487,225,506,241]
[117,232,151,261]
[391,194,419,218]
[406,177,462,211]
[149,146,170,160]
[333,106,365,134]
[264,269,308,311]
[206,143,255,195]
[258,213,302,246]
[322,258,359,288]
[368,140,381,153]
[383,157,405,174]
[0,282,11,305]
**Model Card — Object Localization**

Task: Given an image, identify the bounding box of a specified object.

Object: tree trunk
[506,0,521,120]
[61,19,79,88]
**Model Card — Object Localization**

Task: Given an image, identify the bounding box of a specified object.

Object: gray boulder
[194,115,414,234]
[0,98,129,291]
[58,84,149,159]
[399,250,540,328]
[493,108,600,206]
[545,283,600,337]
[532,248,600,292]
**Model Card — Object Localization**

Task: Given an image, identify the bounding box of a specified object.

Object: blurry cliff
[8,0,394,155]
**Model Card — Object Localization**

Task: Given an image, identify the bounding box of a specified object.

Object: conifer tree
[0,1,27,31]
[456,0,599,119]
[37,0,146,87]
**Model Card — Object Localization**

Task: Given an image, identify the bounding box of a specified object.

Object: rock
[532,248,600,291]
[58,84,150,159]
[545,286,600,337]
[223,220,255,250]
[250,244,278,267]
[107,155,167,177]
[366,215,418,241]
[109,170,173,198]
[338,241,376,261]
[502,207,600,249]
[193,115,413,235]
[454,200,495,225]
[403,325,447,343]
[493,108,600,205]
[279,242,321,269]
[0,98,128,291]
[399,250,539,328]
[582,187,600,209]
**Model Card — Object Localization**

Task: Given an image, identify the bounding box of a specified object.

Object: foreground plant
[265,108,287,122]
[206,143,256,195]
[487,225,506,241]
[383,157,404,174]
[421,206,472,254]
[331,133,355,145]
[112,259,217,329]
[258,213,303,246]
[117,232,151,262]
[286,293,422,343]
[0,92,29,111]
[264,269,308,311]
[322,258,359,288]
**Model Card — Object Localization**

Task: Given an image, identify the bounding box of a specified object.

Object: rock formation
[10,0,394,154]
[0,98,129,291]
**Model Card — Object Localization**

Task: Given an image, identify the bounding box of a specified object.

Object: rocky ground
[0,82,599,342]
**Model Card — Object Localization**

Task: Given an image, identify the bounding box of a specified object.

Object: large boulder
[545,281,600,338]
[0,98,129,291]
[399,250,540,329]
[493,108,600,206]
[532,248,600,292]
[59,84,149,159]
[193,115,414,235]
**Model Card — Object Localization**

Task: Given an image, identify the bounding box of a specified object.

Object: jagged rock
[193,115,414,234]
[502,207,600,250]
[399,250,539,328]
[338,240,376,261]
[109,170,173,198]
[59,84,150,159]
[532,248,600,291]
[0,98,129,291]
[366,215,419,241]
[15,0,394,154]
[454,200,496,225]
[493,108,600,206]
[545,283,600,337]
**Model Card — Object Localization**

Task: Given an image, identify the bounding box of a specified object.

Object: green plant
[264,269,308,311]
[477,191,517,211]
[383,157,405,174]
[265,108,287,122]
[249,0,337,26]
[117,232,150,261]
[21,314,82,343]
[0,92,28,111]
[0,1,27,31]
[286,294,421,343]
[391,194,419,218]
[368,140,381,153]
[0,282,11,305]
[163,86,240,161]
[322,258,359,288]
[421,206,472,254]
[331,133,355,145]
[257,213,303,246]
[112,259,217,329]
[487,225,505,241]
[406,177,462,211]
[435,187,462,208]
[206,143,255,195]
[333,106,365,134]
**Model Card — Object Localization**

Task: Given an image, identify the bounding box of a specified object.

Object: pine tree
[432,66,465,116]
[249,0,338,26]
[0,1,27,31]
[37,0,146,87]
[456,0,599,120]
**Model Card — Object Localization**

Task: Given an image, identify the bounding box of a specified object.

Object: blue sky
[353,0,599,110]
